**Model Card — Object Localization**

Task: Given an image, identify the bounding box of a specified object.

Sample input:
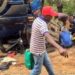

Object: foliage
[45,0,75,15]
[62,0,75,15]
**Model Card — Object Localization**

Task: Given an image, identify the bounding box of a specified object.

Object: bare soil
[0,46,75,75]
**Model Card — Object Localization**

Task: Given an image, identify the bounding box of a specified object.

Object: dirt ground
[0,46,75,75]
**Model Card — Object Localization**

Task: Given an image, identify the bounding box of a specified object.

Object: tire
[0,0,8,14]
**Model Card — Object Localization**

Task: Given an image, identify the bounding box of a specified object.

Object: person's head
[30,0,42,17]
[41,6,58,22]
[59,16,70,25]
[68,14,73,23]
[73,15,75,19]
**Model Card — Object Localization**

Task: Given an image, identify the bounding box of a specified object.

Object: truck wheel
[0,0,8,14]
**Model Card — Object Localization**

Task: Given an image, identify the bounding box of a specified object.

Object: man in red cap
[30,6,68,75]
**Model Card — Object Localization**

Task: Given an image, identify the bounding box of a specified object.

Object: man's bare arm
[44,32,68,57]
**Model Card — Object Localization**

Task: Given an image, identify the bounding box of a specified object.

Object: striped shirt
[30,17,49,55]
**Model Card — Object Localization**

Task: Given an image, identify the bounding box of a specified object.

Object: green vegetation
[45,0,75,15]
[62,0,75,15]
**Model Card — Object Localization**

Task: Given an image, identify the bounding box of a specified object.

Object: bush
[62,0,75,15]
[46,0,75,15]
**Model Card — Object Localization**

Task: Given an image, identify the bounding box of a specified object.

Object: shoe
[0,62,11,70]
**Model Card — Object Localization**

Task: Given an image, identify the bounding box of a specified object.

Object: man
[30,6,68,75]
[30,0,42,16]
[57,1,63,12]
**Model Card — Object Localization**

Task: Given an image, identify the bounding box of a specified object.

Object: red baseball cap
[42,6,58,17]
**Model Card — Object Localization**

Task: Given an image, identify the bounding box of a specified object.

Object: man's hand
[59,48,68,58]
[44,32,68,58]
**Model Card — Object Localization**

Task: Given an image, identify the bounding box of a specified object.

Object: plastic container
[24,49,34,70]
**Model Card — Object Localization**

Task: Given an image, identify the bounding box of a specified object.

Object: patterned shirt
[30,17,49,55]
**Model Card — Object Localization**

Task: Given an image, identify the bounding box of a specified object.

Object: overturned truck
[0,0,33,53]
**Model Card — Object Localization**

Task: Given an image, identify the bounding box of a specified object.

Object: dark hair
[73,15,75,18]
[59,16,68,25]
